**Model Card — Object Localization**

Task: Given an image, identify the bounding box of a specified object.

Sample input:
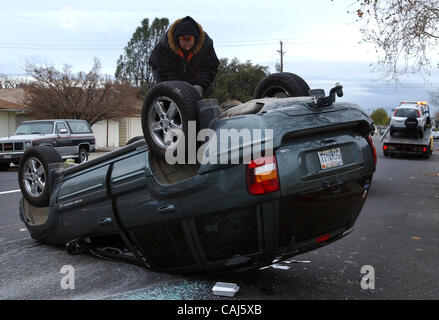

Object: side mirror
[314,83,344,108]
[329,82,343,101]
[59,129,68,134]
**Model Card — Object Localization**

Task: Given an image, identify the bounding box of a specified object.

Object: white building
[0,89,28,137]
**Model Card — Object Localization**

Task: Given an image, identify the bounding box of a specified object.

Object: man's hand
[193,85,203,97]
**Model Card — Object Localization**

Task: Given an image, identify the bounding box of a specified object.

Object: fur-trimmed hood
[167,16,206,55]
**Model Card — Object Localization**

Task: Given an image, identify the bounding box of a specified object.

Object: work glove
[193,85,203,97]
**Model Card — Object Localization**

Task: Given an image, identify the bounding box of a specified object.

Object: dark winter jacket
[148,17,220,91]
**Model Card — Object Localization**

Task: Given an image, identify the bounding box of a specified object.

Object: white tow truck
[381,101,434,159]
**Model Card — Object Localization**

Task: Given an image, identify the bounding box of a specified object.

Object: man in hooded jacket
[148,16,220,96]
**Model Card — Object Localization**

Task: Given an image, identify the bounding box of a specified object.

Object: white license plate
[2,155,12,159]
[318,147,343,170]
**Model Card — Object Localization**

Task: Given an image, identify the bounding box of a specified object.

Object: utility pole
[277,41,285,72]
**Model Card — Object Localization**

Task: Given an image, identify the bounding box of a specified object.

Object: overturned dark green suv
[18,73,376,273]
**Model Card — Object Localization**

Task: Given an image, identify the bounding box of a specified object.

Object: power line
[0,37,349,51]
[0,38,362,51]
[311,83,439,87]
[0,42,280,50]
[0,46,124,51]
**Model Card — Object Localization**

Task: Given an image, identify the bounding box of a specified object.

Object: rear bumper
[128,174,372,273]
[391,125,422,132]
[385,150,424,156]
[383,144,428,155]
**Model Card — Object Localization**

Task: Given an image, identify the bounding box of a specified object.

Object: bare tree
[352,0,439,80]
[23,59,139,126]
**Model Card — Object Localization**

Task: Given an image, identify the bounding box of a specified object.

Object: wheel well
[264,86,288,97]
[79,144,90,152]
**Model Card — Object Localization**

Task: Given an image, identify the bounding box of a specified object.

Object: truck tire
[74,147,88,164]
[424,145,431,159]
[142,81,201,162]
[18,146,63,207]
[253,72,310,99]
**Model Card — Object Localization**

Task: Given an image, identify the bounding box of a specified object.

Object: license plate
[318,147,343,170]
[2,155,12,159]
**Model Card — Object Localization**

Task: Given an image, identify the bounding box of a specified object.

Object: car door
[54,121,74,157]
[58,164,118,238]
[111,150,202,271]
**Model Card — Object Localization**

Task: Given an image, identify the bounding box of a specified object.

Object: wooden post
[277,41,285,72]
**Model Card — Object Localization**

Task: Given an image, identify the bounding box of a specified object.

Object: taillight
[393,109,397,116]
[366,135,377,166]
[316,234,331,244]
[417,110,421,118]
[383,145,388,150]
[247,155,280,195]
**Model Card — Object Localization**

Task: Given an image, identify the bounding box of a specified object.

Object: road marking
[0,237,29,245]
[0,189,21,195]
[271,264,290,270]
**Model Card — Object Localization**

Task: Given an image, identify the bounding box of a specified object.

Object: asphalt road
[1,137,439,300]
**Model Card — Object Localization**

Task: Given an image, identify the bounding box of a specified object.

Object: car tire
[253,72,310,99]
[74,147,88,164]
[126,136,145,145]
[18,146,63,207]
[0,163,10,171]
[141,81,201,162]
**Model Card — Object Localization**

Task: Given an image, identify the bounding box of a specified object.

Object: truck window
[394,109,418,118]
[67,121,92,134]
[55,122,68,134]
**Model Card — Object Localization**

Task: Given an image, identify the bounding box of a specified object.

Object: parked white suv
[389,101,430,137]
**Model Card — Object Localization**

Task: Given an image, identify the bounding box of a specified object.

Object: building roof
[0,88,27,111]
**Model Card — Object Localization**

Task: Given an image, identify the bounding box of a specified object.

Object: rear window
[67,120,92,134]
[394,108,418,118]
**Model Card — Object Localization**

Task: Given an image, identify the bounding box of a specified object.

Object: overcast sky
[1,0,439,114]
